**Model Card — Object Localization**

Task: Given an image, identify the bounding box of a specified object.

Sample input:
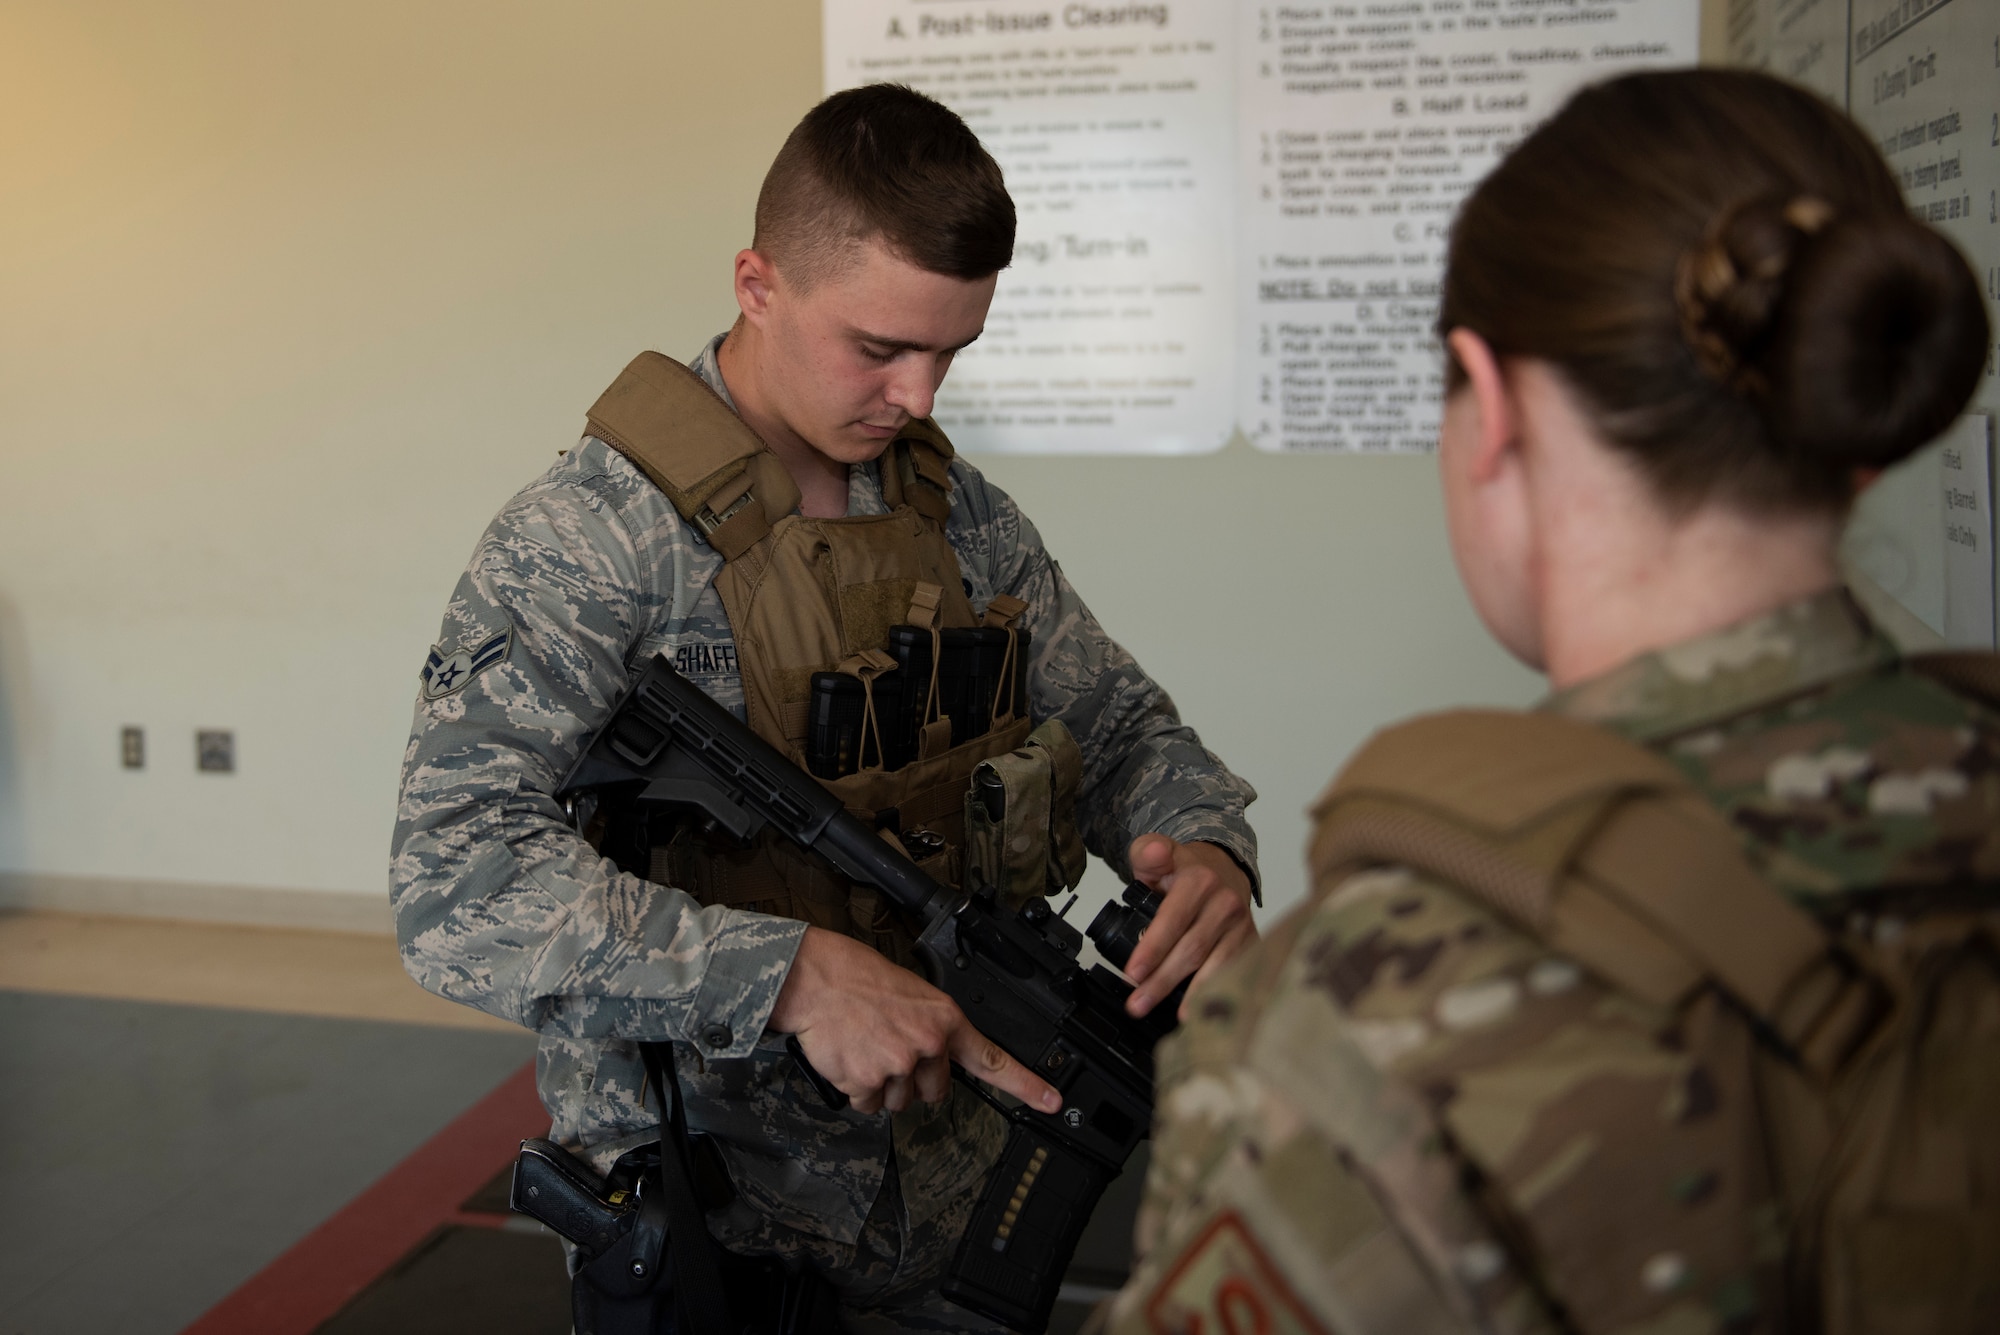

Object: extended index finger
[950,1021,1063,1114]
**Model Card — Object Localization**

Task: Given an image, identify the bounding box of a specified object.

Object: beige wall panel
[0,0,1565,919]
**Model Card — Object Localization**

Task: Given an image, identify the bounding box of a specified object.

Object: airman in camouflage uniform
[1105,63,2000,1335]
[1105,589,2000,1335]
[391,333,1259,1326]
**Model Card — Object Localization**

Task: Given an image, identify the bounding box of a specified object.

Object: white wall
[0,0,1545,922]
[974,447,1538,912]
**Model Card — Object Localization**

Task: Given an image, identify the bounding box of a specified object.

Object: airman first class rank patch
[1145,1213,1328,1335]
[421,627,512,701]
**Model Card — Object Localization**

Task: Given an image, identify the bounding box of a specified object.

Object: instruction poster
[825,2,1240,454]
[1836,0,2000,645]
[1941,415,1995,648]
[1724,0,1849,105]
[1844,0,2000,424]
[1235,1,1698,451]
[825,0,1696,454]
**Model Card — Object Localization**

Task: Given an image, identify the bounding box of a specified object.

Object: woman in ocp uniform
[1108,69,1998,1335]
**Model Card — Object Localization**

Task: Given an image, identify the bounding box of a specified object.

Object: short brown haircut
[1440,69,1986,514]
[754,84,1015,289]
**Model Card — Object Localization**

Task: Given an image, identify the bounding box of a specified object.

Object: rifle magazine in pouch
[806,672,870,780]
[807,651,909,779]
[964,719,1088,912]
[937,627,1016,748]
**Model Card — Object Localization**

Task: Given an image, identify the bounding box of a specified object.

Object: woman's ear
[1445,328,1517,482]
[1438,327,1545,672]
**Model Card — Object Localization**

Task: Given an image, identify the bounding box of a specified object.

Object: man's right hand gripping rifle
[767,921,1060,1119]
[515,657,1208,1334]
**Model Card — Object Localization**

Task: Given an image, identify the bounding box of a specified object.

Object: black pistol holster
[513,1043,840,1335]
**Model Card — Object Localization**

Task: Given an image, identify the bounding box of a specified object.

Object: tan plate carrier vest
[586,353,1085,966]
[1304,653,2000,1335]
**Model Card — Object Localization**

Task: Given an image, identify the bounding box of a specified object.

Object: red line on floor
[180,1060,546,1335]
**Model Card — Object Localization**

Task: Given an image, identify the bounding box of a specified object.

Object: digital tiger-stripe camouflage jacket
[390,335,1259,1265]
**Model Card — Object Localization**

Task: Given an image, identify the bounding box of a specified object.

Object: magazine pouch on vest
[1305,687,2000,1335]
[964,719,1088,911]
[587,353,1073,960]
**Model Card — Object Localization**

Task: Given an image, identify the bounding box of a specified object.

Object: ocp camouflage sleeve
[1106,870,1557,1335]
[1111,857,1780,1335]
[1112,591,1999,1335]
[390,462,804,1054]
[945,461,1260,893]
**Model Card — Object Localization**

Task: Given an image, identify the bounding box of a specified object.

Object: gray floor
[0,990,537,1335]
[0,988,1144,1335]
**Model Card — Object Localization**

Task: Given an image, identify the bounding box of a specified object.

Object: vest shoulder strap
[1309,710,1880,1074]
[585,352,801,559]
[881,419,957,526]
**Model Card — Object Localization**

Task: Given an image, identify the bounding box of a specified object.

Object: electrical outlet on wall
[196,730,235,773]
[120,727,145,769]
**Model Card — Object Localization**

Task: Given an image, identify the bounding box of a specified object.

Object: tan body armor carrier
[1305,654,2000,1335]
[587,353,1085,965]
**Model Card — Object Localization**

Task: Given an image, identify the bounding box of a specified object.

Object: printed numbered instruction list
[1240,2,1696,451]
[826,2,1238,455]
[825,1,1697,453]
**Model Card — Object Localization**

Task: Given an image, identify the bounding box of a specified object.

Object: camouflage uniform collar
[1539,587,1899,744]
[687,331,891,519]
[689,333,736,409]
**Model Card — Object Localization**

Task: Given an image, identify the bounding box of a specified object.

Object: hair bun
[1674,195,1836,397]
[1678,195,1988,469]
[1768,213,1989,467]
